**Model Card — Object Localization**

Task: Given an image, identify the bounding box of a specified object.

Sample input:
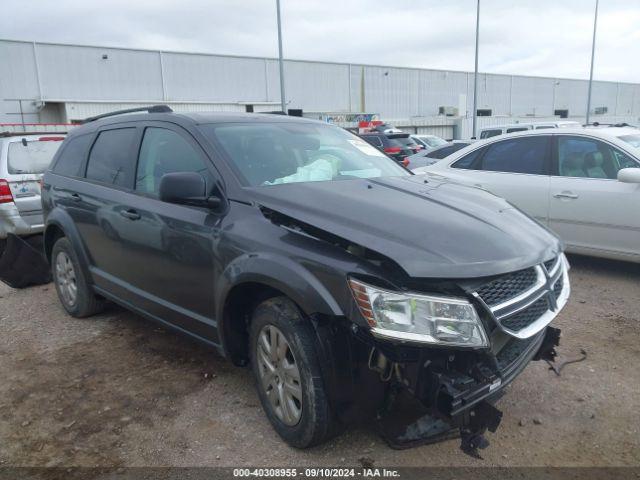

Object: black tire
[51,237,104,318]
[249,296,336,448]
[0,238,6,257]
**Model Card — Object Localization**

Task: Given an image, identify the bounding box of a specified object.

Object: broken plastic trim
[376,326,562,457]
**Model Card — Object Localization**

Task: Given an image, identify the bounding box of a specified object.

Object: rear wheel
[249,296,336,448]
[51,237,104,317]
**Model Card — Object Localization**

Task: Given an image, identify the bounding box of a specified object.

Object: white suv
[0,133,64,286]
[414,127,640,263]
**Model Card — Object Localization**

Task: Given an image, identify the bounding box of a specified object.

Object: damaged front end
[368,325,561,458]
[258,202,569,457]
[340,255,569,458]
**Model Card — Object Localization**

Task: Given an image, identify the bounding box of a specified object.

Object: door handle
[70,193,82,202]
[120,209,141,220]
[553,192,579,199]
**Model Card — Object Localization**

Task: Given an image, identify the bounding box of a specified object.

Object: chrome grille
[553,275,564,298]
[543,257,557,272]
[473,255,569,339]
[500,297,549,331]
[475,268,538,307]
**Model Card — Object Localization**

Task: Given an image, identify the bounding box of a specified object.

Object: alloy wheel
[256,325,303,426]
[55,251,77,307]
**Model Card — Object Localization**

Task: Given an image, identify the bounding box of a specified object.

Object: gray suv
[42,107,568,455]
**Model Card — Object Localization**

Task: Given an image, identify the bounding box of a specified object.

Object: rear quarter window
[85,128,137,187]
[52,135,92,177]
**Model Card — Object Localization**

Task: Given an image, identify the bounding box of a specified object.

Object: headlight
[349,278,488,347]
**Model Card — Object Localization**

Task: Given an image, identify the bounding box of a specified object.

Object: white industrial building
[2,38,639,139]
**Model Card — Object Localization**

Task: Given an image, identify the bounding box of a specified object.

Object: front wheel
[249,297,336,448]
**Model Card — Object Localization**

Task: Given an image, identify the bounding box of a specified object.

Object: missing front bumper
[375,326,561,457]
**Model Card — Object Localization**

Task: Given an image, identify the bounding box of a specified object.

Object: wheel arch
[215,253,344,366]
[44,209,93,284]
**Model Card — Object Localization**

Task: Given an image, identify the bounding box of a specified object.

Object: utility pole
[586,0,599,125]
[276,0,287,113]
[472,0,480,138]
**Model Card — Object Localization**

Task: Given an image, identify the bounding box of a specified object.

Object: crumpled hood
[246,175,562,279]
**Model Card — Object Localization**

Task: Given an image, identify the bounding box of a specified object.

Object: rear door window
[7,138,64,174]
[480,137,549,174]
[85,128,137,187]
[52,135,92,177]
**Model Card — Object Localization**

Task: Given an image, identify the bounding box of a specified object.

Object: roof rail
[584,122,635,128]
[82,105,173,124]
[0,131,68,138]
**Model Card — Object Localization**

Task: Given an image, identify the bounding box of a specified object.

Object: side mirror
[159,171,222,209]
[617,168,640,184]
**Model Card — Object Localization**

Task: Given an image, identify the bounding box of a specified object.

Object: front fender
[215,252,344,321]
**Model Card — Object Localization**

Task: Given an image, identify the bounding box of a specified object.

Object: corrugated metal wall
[2,39,640,128]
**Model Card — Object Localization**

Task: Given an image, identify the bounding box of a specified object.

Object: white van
[477,120,581,139]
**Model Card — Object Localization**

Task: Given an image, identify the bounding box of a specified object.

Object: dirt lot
[0,255,638,468]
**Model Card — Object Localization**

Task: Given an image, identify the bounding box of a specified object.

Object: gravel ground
[0,254,638,468]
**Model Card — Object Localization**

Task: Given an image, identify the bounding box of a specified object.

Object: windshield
[201,122,409,186]
[8,139,64,174]
[618,134,640,149]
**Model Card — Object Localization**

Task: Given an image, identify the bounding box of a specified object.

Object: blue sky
[2,0,639,82]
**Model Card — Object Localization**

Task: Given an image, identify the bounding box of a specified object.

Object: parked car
[411,134,448,149]
[415,127,640,263]
[43,107,567,454]
[407,141,473,170]
[0,132,65,287]
[477,121,582,140]
[359,132,420,166]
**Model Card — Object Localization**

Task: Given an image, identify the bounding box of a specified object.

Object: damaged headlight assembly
[349,278,488,347]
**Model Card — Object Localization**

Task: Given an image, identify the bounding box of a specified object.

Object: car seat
[584,151,608,178]
[561,153,586,177]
